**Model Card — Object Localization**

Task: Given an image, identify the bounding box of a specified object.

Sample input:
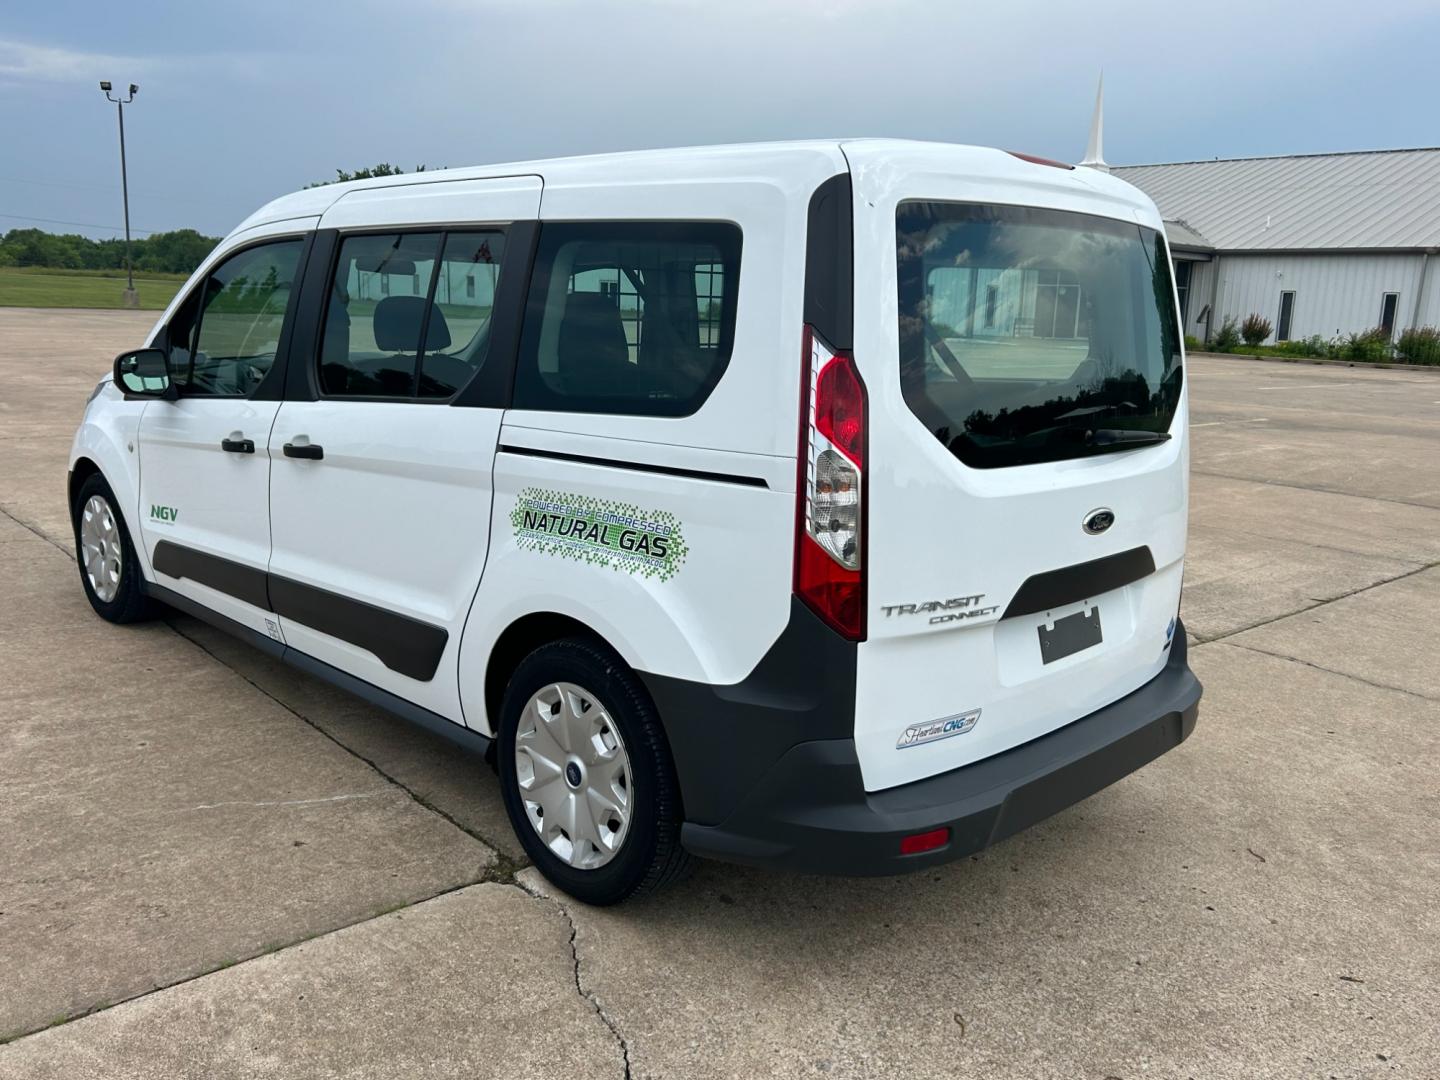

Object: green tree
[136,229,220,274]
[305,164,433,189]
[0,227,220,274]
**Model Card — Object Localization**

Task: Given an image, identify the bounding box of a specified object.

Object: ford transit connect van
[70,140,1201,905]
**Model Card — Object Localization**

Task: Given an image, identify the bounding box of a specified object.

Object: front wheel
[71,472,155,624]
[497,637,691,905]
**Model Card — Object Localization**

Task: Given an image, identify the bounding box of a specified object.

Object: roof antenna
[1079,73,1109,173]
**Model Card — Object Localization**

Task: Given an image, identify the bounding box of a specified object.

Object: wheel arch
[68,456,104,510]
[482,611,615,734]
[68,403,149,575]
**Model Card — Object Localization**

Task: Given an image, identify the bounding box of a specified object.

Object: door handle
[283,441,324,460]
[220,437,255,454]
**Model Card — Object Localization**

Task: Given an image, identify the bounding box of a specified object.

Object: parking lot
[1,306,1436,1078]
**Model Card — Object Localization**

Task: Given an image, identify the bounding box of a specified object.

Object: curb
[1187,351,1440,374]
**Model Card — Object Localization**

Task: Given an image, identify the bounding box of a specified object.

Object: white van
[70,140,1201,905]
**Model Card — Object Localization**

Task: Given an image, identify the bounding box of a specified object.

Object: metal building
[1114,149,1440,346]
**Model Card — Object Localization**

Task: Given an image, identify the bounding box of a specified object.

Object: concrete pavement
[0,309,1435,1078]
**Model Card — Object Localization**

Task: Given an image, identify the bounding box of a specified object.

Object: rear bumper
[679,627,1201,876]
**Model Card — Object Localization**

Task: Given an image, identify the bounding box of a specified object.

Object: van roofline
[235,138,1158,236]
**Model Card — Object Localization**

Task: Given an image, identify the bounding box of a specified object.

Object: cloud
[0,36,278,89]
[0,38,147,83]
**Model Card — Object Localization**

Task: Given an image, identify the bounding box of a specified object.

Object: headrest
[373,296,451,352]
[564,291,622,321]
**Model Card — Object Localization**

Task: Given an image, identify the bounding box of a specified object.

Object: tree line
[2,167,436,276]
[0,228,221,275]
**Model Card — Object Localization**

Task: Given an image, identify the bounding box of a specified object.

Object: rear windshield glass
[896,202,1183,469]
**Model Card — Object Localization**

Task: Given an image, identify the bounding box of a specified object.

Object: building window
[984,283,999,328]
[1380,292,1400,338]
[1277,291,1296,342]
[1173,260,1193,325]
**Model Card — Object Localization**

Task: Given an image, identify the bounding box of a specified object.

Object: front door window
[179,241,304,397]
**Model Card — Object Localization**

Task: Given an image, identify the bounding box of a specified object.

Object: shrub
[1274,335,1325,358]
[1183,334,1202,352]
[1241,313,1273,346]
[1338,327,1392,362]
[1396,326,1440,365]
[1210,317,1241,353]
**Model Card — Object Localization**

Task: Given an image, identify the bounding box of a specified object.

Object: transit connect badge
[895,709,981,750]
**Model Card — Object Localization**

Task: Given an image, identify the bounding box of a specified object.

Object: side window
[512,222,741,417]
[319,230,506,400]
[420,232,505,399]
[176,240,303,397]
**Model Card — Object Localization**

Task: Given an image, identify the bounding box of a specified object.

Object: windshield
[896,201,1183,468]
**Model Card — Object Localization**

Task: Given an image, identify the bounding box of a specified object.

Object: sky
[2,0,1438,241]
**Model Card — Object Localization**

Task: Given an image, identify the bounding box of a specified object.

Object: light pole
[99,81,139,308]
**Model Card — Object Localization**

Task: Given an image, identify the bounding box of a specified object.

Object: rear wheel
[71,472,154,623]
[497,637,691,905]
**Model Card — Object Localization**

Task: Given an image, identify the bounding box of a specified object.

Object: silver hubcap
[79,494,123,603]
[515,682,633,870]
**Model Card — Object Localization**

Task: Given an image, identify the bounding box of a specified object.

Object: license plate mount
[1038,606,1102,665]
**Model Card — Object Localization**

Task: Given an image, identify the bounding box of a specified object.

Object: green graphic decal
[511,488,688,582]
[150,504,179,524]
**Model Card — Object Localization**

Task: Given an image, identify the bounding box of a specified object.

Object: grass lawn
[0,268,186,310]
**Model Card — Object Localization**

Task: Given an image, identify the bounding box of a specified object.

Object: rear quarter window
[512,221,741,417]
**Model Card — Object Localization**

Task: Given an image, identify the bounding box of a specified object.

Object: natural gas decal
[511,488,688,581]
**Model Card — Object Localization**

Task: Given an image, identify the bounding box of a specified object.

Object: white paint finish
[844,142,1189,790]
[318,176,543,230]
[843,140,1164,229]
[76,140,1200,806]
[497,423,795,493]
[260,173,542,719]
[138,397,282,637]
[68,387,150,574]
[525,145,845,461]
[459,433,794,735]
[265,402,501,721]
[855,563,1181,793]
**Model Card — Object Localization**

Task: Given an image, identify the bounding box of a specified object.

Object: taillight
[795,325,866,641]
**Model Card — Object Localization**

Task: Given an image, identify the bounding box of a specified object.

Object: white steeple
[1079,73,1109,173]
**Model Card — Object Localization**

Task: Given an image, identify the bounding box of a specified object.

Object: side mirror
[113,348,176,400]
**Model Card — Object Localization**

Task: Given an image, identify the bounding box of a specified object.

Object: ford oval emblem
[1083,508,1115,535]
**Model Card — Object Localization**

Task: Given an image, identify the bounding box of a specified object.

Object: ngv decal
[896,709,981,750]
[150,504,179,524]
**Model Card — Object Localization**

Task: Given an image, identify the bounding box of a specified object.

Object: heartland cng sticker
[149,504,179,524]
[896,709,981,750]
[511,488,688,582]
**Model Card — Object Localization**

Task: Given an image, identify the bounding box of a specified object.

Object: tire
[498,637,692,905]
[71,472,155,624]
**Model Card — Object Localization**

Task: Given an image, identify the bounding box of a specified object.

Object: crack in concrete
[1192,558,1440,645]
[1207,640,1440,704]
[515,876,634,1080]
[163,617,528,869]
[0,502,70,557]
[1190,470,1440,512]
[0,879,485,1048]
